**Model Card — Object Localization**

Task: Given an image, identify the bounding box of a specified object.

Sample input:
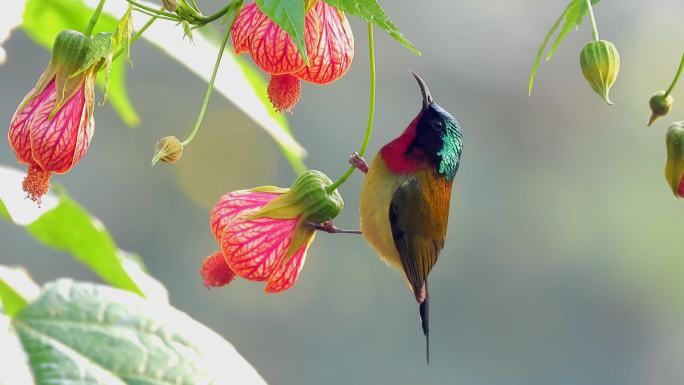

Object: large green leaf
[528,0,601,95]
[0,166,167,303]
[13,279,267,385]
[22,0,140,126]
[324,0,419,55]
[255,0,308,63]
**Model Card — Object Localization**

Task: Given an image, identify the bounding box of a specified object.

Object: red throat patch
[379,114,425,175]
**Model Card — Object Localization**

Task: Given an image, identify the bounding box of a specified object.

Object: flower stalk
[326,23,375,193]
[84,0,107,36]
[180,1,243,147]
[665,51,684,98]
[584,0,599,42]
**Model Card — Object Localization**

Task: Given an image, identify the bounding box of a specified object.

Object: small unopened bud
[151,136,183,165]
[665,121,684,198]
[648,91,674,127]
[162,0,178,12]
[580,40,620,105]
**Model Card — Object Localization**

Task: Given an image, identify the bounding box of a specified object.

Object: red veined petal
[231,3,269,54]
[220,214,298,281]
[247,4,321,75]
[70,76,95,167]
[296,2,354,84]
[9,78,57,165]
[265,232,315,292]
[210,190,281,242]
[679,176,684,198]
[28,81,87,173]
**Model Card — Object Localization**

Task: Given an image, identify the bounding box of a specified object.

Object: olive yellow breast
[359,155,407,271]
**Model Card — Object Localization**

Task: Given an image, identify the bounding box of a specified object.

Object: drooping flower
[665,121,684,198]
[231,1,354,112]
[200,170,344,292]
[8,30,102,203]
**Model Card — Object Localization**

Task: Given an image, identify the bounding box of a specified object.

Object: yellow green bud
[648,91,674,127]
[665,121,684,198]
[580,40,620,105]
[151,136,184,165]
[252,170,344,223]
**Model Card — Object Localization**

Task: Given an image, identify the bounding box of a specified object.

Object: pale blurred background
[3,1,684,384]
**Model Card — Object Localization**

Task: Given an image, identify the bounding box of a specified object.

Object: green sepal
[665,121,684,197]
[250,170,344,223]
[181,21,194,42]
[113,6,134,63]
[282,221,316,262]
[39,30,112,117]
[176,0,206,24]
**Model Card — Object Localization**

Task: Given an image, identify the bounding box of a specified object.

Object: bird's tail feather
[419,281,430,365]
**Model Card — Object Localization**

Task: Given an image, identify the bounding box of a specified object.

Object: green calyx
[648,91,674,127]
[665,121,684,197]
[21,30,111,117]
[580,40,620,105]
[252,170,344,224]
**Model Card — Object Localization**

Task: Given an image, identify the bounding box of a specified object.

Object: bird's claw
[348,152,369,174]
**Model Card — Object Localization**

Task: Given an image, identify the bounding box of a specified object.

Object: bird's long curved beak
[410,71,434,109]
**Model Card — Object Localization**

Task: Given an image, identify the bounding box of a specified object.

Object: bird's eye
[431,120,444,131]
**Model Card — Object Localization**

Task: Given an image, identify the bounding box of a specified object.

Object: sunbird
[351,72,463,364]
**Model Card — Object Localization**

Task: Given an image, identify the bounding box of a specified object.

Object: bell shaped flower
[200,170,344,292]
[231,1,354,112]
[8,30,102,203]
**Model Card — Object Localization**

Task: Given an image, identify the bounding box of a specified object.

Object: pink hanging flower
[231,1,354,112]
[8,30,101,203]
[200,171,344,293]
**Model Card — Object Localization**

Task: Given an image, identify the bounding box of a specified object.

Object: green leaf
[22,0,140,126]
[255,0,309,64]
[528,0,602,95]
[0,166,167,303]
[324,0,420,55]
[0,266,40,318]
[13,279,267,385]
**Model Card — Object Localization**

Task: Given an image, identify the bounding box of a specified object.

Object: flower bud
[252,170,344,223]
[151,136,183,165]
[648,91,674,126]
[665,121,684,198]
[579,40,620,105]
[161,0,178,12]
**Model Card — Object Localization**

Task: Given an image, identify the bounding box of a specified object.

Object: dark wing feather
[389,172,452,299]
